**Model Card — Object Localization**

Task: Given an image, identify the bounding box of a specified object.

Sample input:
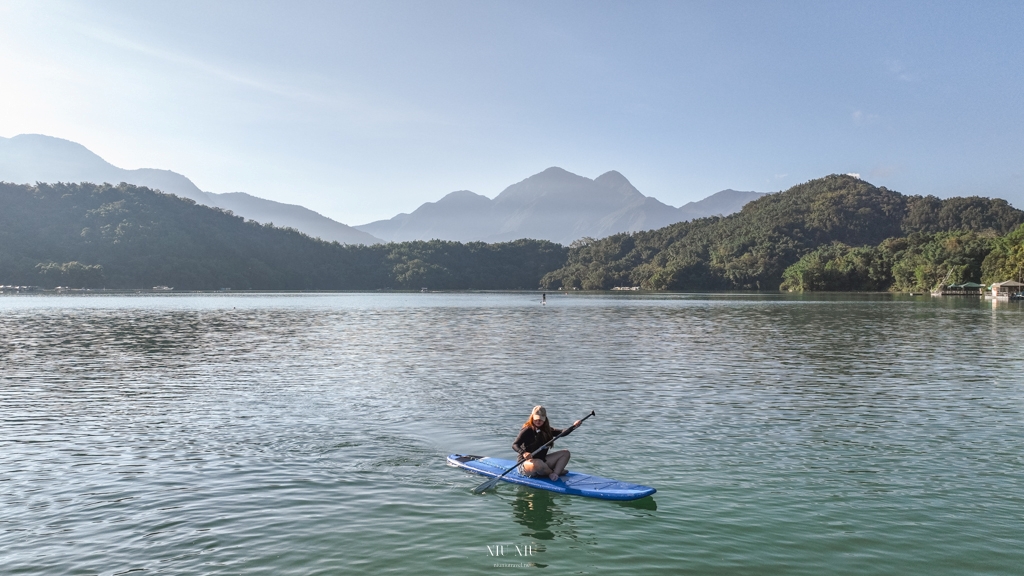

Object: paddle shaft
[473,410,595,493]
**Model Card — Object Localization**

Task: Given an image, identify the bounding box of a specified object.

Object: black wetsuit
[512,425,572,461]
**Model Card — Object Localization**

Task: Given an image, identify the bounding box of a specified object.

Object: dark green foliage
[779,243,890,292]
[4,178,1020,292]
[541,175,1023,291]
[888,231,997,291]
[902,196,1022,235]
[780,231,999,292]
[0,182,567,289]
[981,223,1024,284]
[380,239,567,290]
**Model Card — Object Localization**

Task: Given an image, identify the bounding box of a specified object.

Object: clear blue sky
[1,0,1022,224]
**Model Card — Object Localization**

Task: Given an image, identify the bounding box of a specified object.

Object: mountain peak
[594,170,645,201]
[438,190,490,203]
[1,133,116,181]
[594,170,628,185]
[679,189,769,218]
[408,189,493,218]
[515,166,585,186]
[0,133,381,245]
[8,133,103,156]
[539,166,572,176]
[357,165,766,245]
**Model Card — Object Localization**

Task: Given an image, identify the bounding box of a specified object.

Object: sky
[1,0,1022,224]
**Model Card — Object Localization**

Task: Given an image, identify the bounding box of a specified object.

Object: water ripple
[1,293,1022,574]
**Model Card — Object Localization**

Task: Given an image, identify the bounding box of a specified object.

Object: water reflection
[616,496,657,511]
[989,297,1023,309]
[508,488,603,554]
[510,488,562,540]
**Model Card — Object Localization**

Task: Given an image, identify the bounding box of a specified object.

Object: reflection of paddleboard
[447,454,656,501]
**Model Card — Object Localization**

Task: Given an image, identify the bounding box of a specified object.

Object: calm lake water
[2,292,1023,575]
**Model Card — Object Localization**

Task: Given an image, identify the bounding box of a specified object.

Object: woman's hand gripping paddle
[472,410,595,495]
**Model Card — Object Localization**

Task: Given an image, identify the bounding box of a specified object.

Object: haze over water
[2,293,1023,574]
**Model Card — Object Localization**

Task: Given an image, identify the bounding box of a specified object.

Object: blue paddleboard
[447,454,656,501]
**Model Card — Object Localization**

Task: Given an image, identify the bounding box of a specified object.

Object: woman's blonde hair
[522,413,554,444]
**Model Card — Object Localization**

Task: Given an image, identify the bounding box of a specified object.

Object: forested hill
[3,178,1020,292]
[540,175,1024,291]
[0,182,566,290]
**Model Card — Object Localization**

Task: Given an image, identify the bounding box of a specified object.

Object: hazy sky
[1,1,1022,224]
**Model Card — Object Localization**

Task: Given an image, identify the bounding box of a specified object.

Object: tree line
[0,182,566,290]
[779,227,1024,292]
[538,174,1024,291]
[3,177,1022,292]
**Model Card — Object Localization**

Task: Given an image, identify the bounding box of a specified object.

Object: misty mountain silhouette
[0,134,381,245]
[357,166,765,244]
[1,134,766,247]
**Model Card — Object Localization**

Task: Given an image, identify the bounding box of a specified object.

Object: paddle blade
[472,475,502,494]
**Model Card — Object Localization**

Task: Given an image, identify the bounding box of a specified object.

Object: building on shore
[936,282,985,296]
[989,280,1024,299]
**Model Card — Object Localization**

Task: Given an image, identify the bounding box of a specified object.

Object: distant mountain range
[1,133,766,247]
[0,134,381,245]
[356,167,766,245]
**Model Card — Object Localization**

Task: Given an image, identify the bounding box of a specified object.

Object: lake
[2,292,1023,575]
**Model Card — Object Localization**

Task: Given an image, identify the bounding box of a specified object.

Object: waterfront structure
[936,282,985,296]
[989,280,1024,299]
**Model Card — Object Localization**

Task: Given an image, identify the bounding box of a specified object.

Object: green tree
[543,175,1022,292]
[981,223,1024,284]
[0,182,568,290]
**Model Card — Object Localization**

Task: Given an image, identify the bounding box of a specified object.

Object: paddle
[472,410,595,494]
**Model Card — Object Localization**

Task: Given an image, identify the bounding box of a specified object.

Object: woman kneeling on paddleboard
[513,406,582,481]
